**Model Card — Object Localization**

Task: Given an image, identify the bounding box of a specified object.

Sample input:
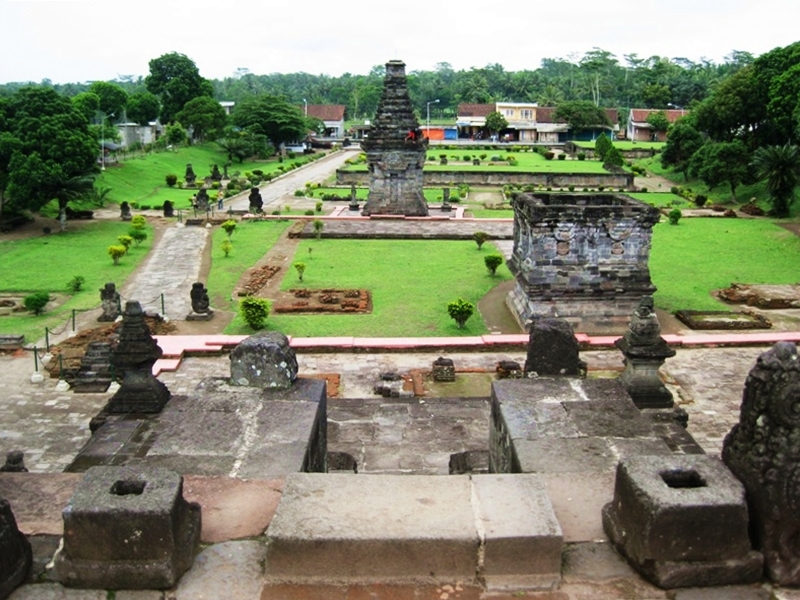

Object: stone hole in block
[110,479,146,496]
[660,468,706,489]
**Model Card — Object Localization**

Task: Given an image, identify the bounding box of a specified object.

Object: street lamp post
[426,99,440,137]
[101,112,114,171]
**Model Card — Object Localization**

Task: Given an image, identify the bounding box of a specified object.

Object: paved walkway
[120,225,208,320]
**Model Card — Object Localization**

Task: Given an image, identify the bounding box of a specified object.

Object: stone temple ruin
[360,60,429,217]
[506,192,661,332]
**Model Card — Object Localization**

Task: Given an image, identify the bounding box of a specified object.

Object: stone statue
[523,318,586,377]
[248,187,264,213]
[162,200,174,218]
[195,188,210,212]
[0,495,32,598]
[722,341,800,585]
[0,450,28,472]
[185,164,196,187]
[210,164,222,181]
[119,201,132,221]
[97,283,120,322]
[187,282,213,321]
[348,184,359,212]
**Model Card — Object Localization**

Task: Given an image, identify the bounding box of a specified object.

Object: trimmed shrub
[558,154,566,161]
[544,152,554,160]
[315,201,323,213]
[294,261,306,281]
[473,231,489,250]
[130,215,146,229]
[221,239,233,257]
[240,296,271,329]
[668,208,682,225]
[66,275,85,293]
[447,298,475,329]
[108,245,126,265]
[24,291,50,315]
[484,254,503,275]
[221,219,237,238]
[577,152,586,161]
[165,173,178,187]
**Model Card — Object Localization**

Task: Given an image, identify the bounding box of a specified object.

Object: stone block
[602,455,763,588]
[265,473,478,583]
[472,474,562,591]
[229,332,298,389]
[55,466,201,590]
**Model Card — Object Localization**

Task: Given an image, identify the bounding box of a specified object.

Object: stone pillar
[523,318,586,377]
[0,497,31,599]
[615,296,676,409]
[722,341,800,585]
[107,301,170,413]
[54,466,200,589]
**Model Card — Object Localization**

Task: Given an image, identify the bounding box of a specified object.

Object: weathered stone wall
[507,192,660,332]
[337,170,634,189]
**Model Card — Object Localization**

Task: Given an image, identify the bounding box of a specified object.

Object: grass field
[92,144,319,208]
[223,239,513,337]
[344,151,612,174]
[650,218,800,312]
[206,220,292,311]
[0,221,154,343]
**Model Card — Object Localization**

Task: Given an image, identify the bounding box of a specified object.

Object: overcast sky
[1,0,798,85]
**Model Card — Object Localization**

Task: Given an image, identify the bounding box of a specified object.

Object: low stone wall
[337,169,634,189]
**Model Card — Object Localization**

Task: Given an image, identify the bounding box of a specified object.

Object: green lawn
[93,143,326,209]
[574,141,665,152]
[207,220,292,310]
[627,192,690,208]
[0,221,154,343]
[224,240,513,337]
[650,218,800,312]
[344,151,613,174]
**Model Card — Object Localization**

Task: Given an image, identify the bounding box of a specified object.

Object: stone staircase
[70,342,113,393]
[264,472,563,592]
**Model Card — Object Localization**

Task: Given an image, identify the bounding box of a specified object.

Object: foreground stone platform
[67,377,327,478]
[265,472,562,591]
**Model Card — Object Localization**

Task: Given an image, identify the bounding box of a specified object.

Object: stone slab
[471,474,562,591]
[182,476,283,543]
[174,541,266,600]
[540,471,616,543]
[265,473,479,582]
[0,474,82,535]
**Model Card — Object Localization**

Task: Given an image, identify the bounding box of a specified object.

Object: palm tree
[55,174,95,231]
[752,144,800,217]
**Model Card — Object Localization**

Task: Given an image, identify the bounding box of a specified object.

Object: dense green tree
[71,92,100,121]
[594,133,613,161]
[88,81,128,120]
[692,67,761,146]
[2,87,97,222]
[751,143,800,217]
[231,95,309,154]
[145,52,214,124]
[645,110,670,136]
[660,118,704,180]
[484,112,508,138]
[164,122,187,146]
[176,96,227,143]
[554,100,611,134]
[126,91,160,125]
[690,140,752,201]
[603,145,624,169]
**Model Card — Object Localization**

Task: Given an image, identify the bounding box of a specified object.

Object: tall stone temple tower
[361,60,429,217]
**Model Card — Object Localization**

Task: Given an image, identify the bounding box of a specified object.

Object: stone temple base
[506,282,644,334]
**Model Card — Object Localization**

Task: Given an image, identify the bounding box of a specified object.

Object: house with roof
[455,103,617,142]
[626,108,688,141]
[306,104,346,138]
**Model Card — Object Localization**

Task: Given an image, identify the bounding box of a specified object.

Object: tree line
[0,48,758,124]
[661,41,800,216]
